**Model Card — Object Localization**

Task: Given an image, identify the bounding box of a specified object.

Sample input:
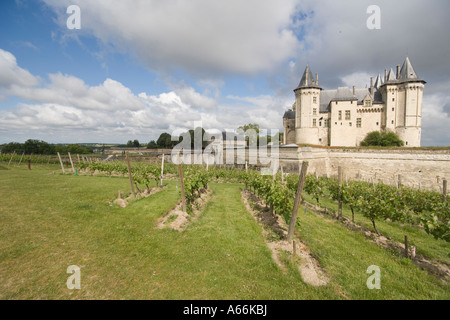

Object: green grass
[296,204,449,299]
[302,193,450,265]
[0,165,449,299]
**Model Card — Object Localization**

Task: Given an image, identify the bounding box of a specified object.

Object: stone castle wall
[280,146,449,192]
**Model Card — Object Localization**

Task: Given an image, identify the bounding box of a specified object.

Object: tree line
[0,139,93,155]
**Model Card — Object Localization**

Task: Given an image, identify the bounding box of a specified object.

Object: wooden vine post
[18,152,25,166]
[178,163,187,213]
[338,166,343,220]
[404,235,409,258]
[8,152,15,166]
[68,152,75,173]
[443,179,447,202]
[57,152,65,174]
[160,154,165,187]
[287,161,308,242]
[126,152,135,196]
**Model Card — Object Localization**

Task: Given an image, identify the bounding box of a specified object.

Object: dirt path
[241,190,330,287]
[156,188,211,232]
[111,186,165,208]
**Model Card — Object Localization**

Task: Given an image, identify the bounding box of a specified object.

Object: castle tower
[381,57,426,147]
[293,65,322,145]
[381,68,399,132]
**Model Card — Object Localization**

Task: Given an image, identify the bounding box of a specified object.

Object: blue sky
[1,0,449,146]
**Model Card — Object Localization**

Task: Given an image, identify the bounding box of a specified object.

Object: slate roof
[318,87,382,112]
[283,109,295,119]
[295,65,321,90]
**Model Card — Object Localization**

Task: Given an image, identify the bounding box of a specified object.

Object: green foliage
[147,140,158,149]
[304,175,325,204]
[360,131,404,147]
[0,139,93,155]
[156,132,178,149]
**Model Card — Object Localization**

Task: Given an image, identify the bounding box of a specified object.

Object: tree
[23,139,56,154]
[147,140,158,149]
[237,123,260,146]
[237,123,260,134]
[133,139,140,148]
[380,132,404,147]
[1,142,24,154]
[188,127,207,149]
[360,131,404,147]
[156,133,173,148]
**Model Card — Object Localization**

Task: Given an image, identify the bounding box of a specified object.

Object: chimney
[396,65,400,78]
[315,73,319,85]
[353,86,356,96]
[370,77,374,94]
[384,69,387,82]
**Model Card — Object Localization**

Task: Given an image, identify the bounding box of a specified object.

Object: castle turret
[380,58,425,146]
[395,57,426,147]
[293,65,322,145]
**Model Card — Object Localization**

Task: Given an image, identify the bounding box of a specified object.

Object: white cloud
[43,0,302,76]
[0,49,40,89]
[341,72,373,89]
[8,73,146,111]
[422,93,450,146]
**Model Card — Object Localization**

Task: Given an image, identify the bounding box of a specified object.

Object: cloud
[292,0,450,87]
[42,0,302,76]
[0,49,40,89]
[341,72,373,89]
[8,72,146,111]
[421,93,450,146]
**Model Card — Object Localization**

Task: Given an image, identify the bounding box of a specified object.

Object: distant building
[283,57,426,147]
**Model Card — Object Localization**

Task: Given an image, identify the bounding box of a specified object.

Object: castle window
[365,100,371,107]
[356,118,362,128]
[376,122,379,126]
[313,97,317,103]
[313,119,317,127]
[349,122,352,127]
[313,108,317,115]
[338,111,342,120]
[345,110,351,120]
[391,120,394,124]
[319,121,322,126]
[392,98,395,102]
[392,108,394,111]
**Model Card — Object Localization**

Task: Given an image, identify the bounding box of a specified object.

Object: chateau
[283,57,426,147]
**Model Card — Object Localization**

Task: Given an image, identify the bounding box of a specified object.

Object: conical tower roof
[294,65,321,91]
[385,68,397,83]
[398,57,419,80]
[374,73,383,89]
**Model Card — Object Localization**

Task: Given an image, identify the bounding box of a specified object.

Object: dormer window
[364,100,372,107]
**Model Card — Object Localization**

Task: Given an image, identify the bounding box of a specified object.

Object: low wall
[282,147,450,192]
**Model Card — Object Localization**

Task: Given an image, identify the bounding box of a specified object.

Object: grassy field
[0,164,449,299]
